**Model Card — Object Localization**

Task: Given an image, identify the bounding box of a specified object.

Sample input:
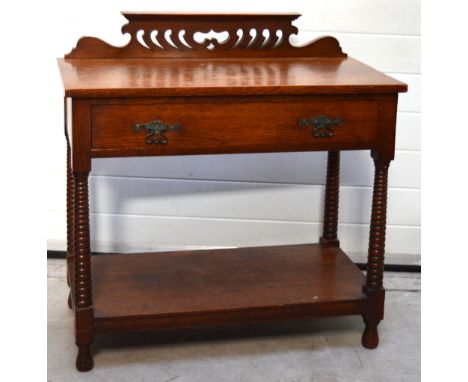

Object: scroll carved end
[65,36,126,59]
[298,36,346,58]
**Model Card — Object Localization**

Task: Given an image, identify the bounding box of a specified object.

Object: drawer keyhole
[299,115,343,138]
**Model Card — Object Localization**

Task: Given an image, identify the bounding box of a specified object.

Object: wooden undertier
[92,244,367,334]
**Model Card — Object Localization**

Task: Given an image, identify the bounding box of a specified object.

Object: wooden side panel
[376,94,398,161]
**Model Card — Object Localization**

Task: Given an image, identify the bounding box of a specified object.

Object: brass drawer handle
[299,115,343,138]
[132,120,182,144]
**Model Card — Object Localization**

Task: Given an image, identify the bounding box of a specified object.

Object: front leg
[73,171,94,371]
[66,142,74,309]
[362,151,390,349]
[64,97,74,310]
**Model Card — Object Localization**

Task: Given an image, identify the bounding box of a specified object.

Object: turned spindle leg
[66,143,74,309]
[320,151,340,247]
[73,172,94,371]
[362,152,390,349]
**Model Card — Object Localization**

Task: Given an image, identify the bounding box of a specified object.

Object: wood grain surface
[92,244,366,333]
[90,96,379,157]
[64,12,346,60]
[58,57,406,98]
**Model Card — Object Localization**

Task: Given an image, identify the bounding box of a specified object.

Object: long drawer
[90,97,380,156]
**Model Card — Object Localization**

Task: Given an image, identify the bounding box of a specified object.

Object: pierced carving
[65,13,346,59]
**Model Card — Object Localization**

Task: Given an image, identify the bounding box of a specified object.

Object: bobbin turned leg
[73,172,94,371]
[64,98,74,310]
[362,151,390,349]
[66,142,74,309]
[320,151,340,247]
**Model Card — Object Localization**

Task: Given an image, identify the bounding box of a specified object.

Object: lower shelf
[92,243,367,334]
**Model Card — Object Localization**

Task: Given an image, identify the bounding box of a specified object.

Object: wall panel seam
[85,174,422,190]
[82,211,421,227]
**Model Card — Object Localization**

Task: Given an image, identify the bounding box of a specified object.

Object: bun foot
[76,344,94,372]
[67,292,72,309]
[362,319,379,349]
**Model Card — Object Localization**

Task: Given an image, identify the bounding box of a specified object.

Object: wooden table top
[58,57,407,98]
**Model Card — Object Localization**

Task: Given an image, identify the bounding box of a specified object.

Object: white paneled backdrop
[48,0,421,264]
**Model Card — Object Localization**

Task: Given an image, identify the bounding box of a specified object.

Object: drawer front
[91,99,379,156]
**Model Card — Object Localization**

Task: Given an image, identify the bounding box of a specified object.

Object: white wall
[47,0,421,264]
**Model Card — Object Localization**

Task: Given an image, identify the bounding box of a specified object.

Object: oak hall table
[58,12,408,372]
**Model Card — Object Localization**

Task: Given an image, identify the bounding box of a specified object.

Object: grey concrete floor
[48,259,420,382]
